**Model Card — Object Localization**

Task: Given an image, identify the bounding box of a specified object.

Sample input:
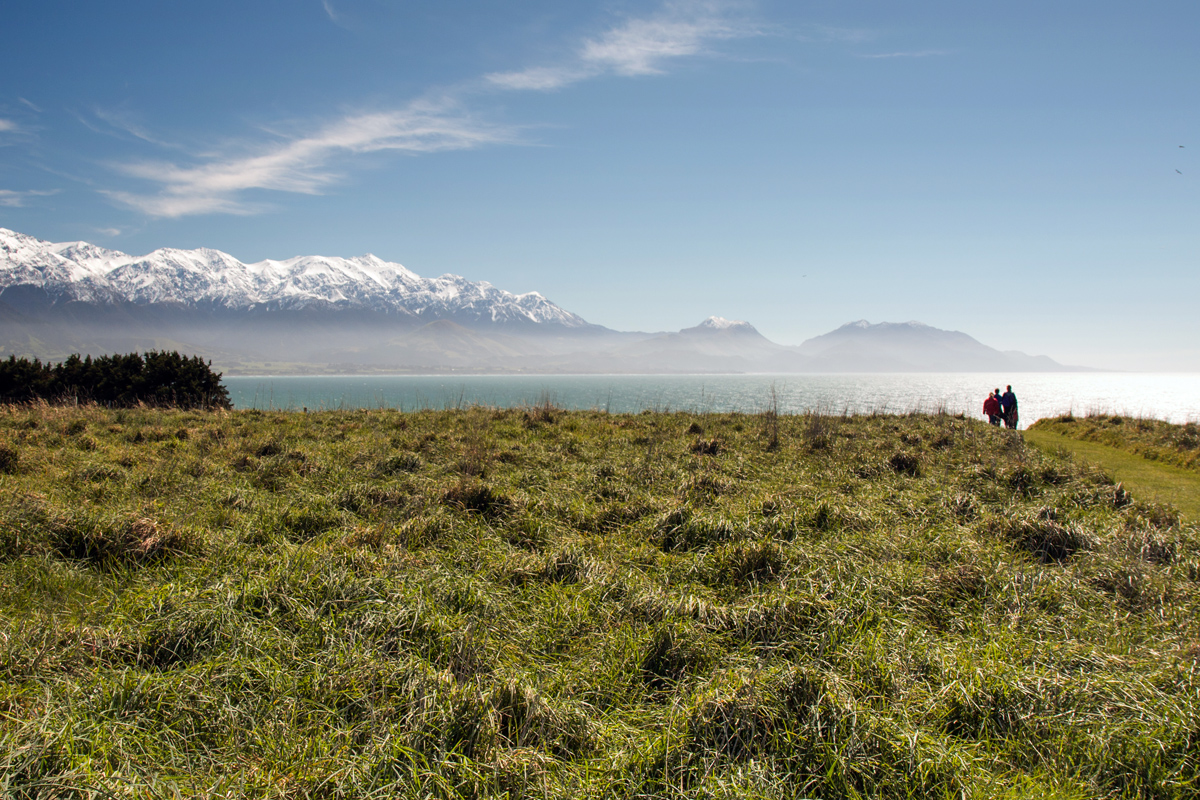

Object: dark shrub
[0,351,231,409]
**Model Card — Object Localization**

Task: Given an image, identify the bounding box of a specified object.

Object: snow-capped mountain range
[0,227,1082,374]
[0,227,586,327]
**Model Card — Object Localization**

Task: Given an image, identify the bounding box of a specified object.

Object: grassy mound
[0,404,1198,798]
[1024,427,1200,523]
[1031,414,1200,473]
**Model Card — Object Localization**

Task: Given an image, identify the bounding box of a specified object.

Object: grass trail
[1025,428,1200,520]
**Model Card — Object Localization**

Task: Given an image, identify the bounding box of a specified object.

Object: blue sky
[1,1,1197,370]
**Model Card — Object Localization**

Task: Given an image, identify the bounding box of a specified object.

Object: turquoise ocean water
[224,373,1200,425]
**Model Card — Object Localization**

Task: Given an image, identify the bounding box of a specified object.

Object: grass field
[1,403,1198,799]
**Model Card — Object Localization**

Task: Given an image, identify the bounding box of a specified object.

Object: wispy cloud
[106,101,517,218]
[581,11,743,75]
[320,0,362,33]
[1,105,43,144]
[487,1,755,91]
[486,65,592,92]
[0,116,35,143]
[0,188,58,207]
[94,227,123,237]
[90,107,182,148]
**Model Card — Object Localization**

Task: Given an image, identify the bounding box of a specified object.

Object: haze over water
[225,373,1200,425]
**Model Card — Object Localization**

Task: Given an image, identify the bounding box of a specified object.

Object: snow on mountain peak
[697,316,755,331]
[0,228,589,327]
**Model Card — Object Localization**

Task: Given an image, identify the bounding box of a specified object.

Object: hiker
[1000,385,1019,429]
[983,390,1002,426]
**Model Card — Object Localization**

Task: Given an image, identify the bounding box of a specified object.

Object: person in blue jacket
[1000,385,1018,429]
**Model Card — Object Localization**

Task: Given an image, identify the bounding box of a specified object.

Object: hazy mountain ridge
[794,320,1072,372]
[0,229,1083,374]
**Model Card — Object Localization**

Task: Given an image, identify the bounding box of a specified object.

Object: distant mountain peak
[799,318,1074,372]
[699,316,741,328]
[690,316,760,334]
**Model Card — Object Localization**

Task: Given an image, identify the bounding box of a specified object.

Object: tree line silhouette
[0,351,232,409]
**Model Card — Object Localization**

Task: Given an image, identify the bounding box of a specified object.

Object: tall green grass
[0,403,1197,798]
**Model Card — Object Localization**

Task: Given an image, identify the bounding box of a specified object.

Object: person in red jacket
[983,390,1002,426]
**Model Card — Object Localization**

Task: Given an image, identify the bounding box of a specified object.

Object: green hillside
[1,404,1197,798]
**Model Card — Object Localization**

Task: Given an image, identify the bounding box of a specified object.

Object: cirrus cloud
[0,188,58,207]
[487,1,755,91]
[106,102,518,218]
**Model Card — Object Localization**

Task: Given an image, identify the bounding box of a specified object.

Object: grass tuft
[996,515,1087,562]
[0,440,18,474]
